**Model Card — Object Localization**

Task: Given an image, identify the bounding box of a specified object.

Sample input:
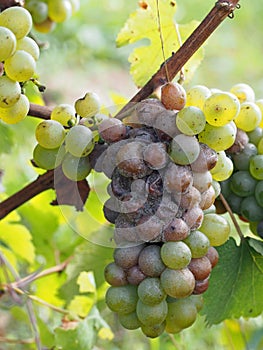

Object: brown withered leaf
[51,167,90,211]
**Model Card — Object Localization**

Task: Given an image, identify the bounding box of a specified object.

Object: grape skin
[65,125,94,157]
[5,50,36,82]
[0,26,16,61]
[0,7,32,39]
[0,75,21,108]
[35,120,65,149]
[0,94,29,124]
[17,37,40,61]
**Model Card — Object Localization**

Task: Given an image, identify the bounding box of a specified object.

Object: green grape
[51,103,76,127]
[0,26,16,61]
[104,262,127,287]
[198,122,236,152]
[160,268,195,298]
[136,299,168,326]
[176,106,206,135]
[33,144,65,170]
[62,152,91,181]
[190,294,204,312]
[227,192,242,215]
[65,125,94,157]
[0,76,21,108]
[170,134,200,165]
[234,102,262,132]
[183,230,210,258]
[119,312,141,330]
[247,127,262,146]
[5,50,36,82]
[35,120,65,149]
[25,1,48,24]
[240,196,263,222]
[230,83,255,103]
[0,7,32,39]
[105,285,138,315]
[203,92,240,126]
[34,18,56,33]
[165,298,197,333]
[141,322,166,338]
[232,143,258,171]
[255,181,263,207]
[160,241,192,269]
[138,245,165,277]
[0,94,29,124]
[17,37,40,61]
[256,99,263,128]
[250,155,263,180]
[199,213,230,246]
[230,170,257,197]
[75,92,101,118]
[210,151,233,181]
[48,0,72,23]
[185,85,211,109]
[137,278,166,305]
[257,138,263,154]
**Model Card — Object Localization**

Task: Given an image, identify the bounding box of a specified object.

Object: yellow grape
[198,122,236,151]
[230,83,255,103]
[35,120,66,149]
[0,7,32,39]
[185,85,211,109]
[210,151,233,181]
[48,0,72,23]
[5,50,36,82]
[256,99,263,128]
[34,18,56,33]
[0,94,29,124]
[74,92,101,118]
[0,26,16,61]
[51,103,76,127]
[203,92,240,126]
[0,76,21,108]
[234,102,262,132]
[17,37,40,61]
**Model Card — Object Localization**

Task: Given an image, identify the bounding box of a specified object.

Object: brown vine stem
[0,0,240,220]
[219,193,244,241]
[10,256,72,289]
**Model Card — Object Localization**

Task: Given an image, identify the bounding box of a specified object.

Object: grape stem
[219,193,245,241]
[0,0,240,219]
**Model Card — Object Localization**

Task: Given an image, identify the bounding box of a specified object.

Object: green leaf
[68,295,95,318]
[116,0,203,87]
[54,316,96,350]
[59,239,114,303]
[0,121,14,155]
[202,237,263,325]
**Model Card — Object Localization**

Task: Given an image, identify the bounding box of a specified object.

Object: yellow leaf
[0,222,35,264]
[98,327,114,341]
[116,0,203,87]
[68,295,95,318]
[77,271,96,294]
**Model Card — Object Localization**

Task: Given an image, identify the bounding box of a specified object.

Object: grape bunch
[98,83,235,337]
[33,92,101,181]
[214,83,263,239]
[25,0,80,33]
[0,6,40,124]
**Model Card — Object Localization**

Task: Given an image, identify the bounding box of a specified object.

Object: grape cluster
[25,0,80,33]
[99,84,234,337]
[214,83,263,239]
[0,6,39,124]
[33,92,101,181]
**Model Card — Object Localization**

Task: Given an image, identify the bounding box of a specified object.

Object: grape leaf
[202,237,263,325]
[0,121,14,155]
[116,0,203,87]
